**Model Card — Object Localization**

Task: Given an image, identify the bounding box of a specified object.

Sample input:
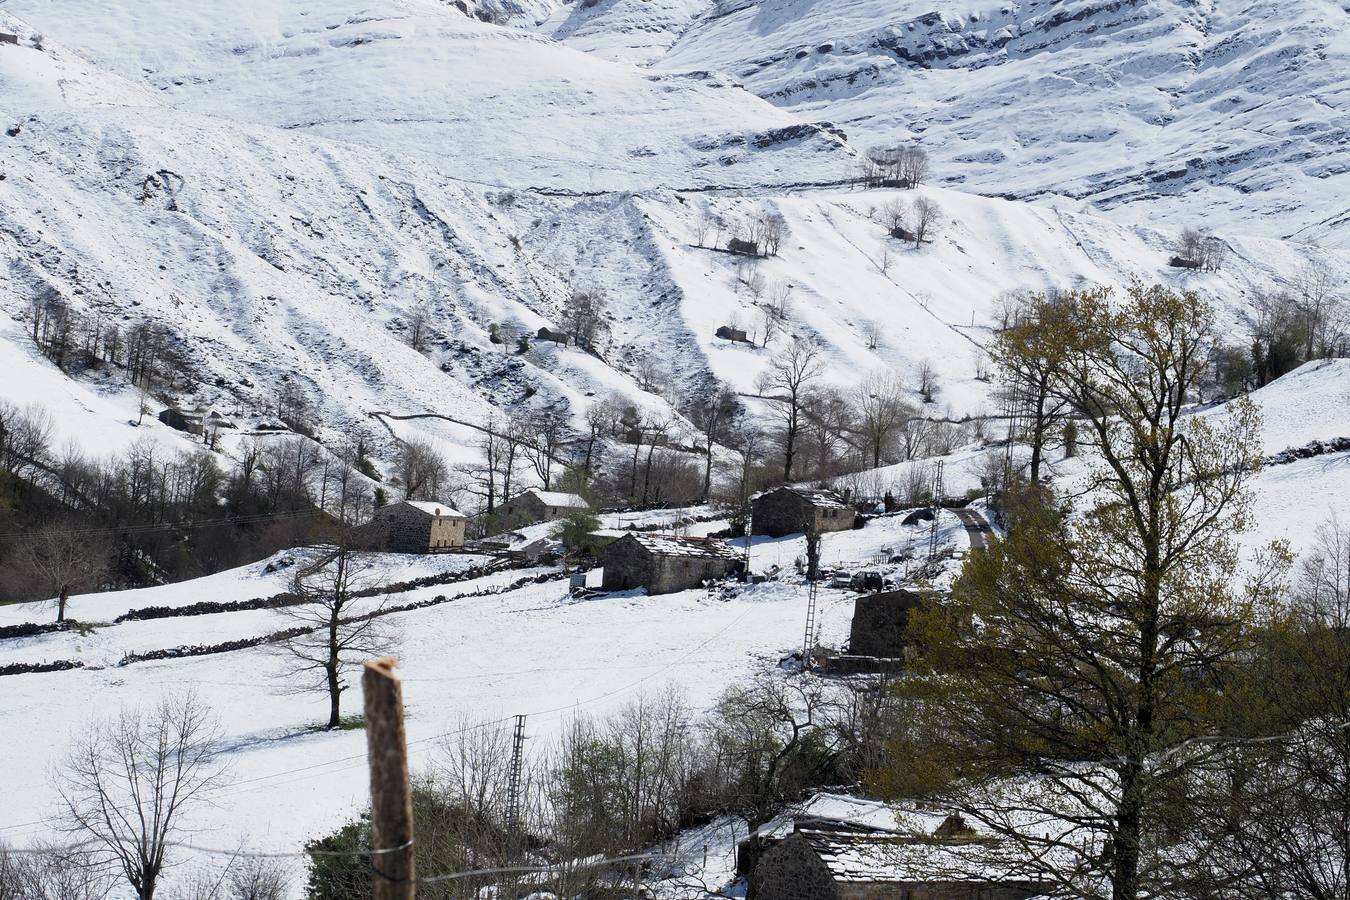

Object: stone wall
[848,591,926,658]
[752,834,838,900]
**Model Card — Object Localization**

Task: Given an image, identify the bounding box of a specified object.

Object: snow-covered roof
[400,500,466,519]
[625,533,741,560]
[795,828,1034,886]
[524,488,590,510]
[759,486,850,510]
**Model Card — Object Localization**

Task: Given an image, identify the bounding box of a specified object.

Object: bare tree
[854,372,911,468]
[757,340,825,482]
[915,359,940,403]
[876,243,893,275]
[407,304,432,352]
[899,145,930,188]
[227,858,292,900]
[562,287,609,350]
[395,436,449,501]
[685,383,740,502]
[19,525,112,622]
[275,545,398,729]
[910,197,942,247]
[523,408,570,490]
[0,841,114,900]
[55,693,228,900]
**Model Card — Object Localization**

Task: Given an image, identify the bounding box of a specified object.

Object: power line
[0,506,322,541]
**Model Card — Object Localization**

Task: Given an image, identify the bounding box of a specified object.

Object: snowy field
[0,511,981,888]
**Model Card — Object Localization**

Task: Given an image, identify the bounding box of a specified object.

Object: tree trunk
[57,585,68,624]
[327,663,342,729]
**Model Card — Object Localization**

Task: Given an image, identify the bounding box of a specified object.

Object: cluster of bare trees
[1175,226,1228,271]
[28,289,186,392]
[695,207,787,259]
[0,396,387,602]
[752,342,969,485]
[305,676,900,900]
[1247,266,1348,386]
[859,143,930,189]
[880,196,943,248]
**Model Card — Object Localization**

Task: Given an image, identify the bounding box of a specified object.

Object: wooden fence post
[363,657,415,900]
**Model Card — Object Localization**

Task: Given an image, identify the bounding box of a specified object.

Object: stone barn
[716,325,751,343]
[601,533,741,595]
[848,590,932,660]
[0,32,19,45]
[751,825,1049,900]
[537,327,570,345]
[365,499,466,553]
[728,237,760,256]
[502,488,591,524]
[752,487,855,537]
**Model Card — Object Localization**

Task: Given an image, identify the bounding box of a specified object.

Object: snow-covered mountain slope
[552,0,1350,246]
[0,0,851,193]
[1,0,1347,477]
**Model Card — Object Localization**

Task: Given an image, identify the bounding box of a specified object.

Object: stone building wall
[848,591,926,658]
[752,490,853,538]
[751,835,839,900]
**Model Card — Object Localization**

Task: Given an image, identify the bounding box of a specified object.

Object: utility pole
[506,714,527,853]
[363,658,416,900]
[927,460,945,561]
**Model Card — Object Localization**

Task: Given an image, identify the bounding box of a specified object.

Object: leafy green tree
[875,285,1285,900]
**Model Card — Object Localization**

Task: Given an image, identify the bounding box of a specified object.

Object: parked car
[829,569,854,589]
[851,570,896,593]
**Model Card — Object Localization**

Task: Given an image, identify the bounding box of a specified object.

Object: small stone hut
[728,237,760,257]
[537,327,570,345]
[0,32,19,45]
[751,825,1049,900]
[502,488,591,524]
[848,590,931,660]
[1169,256,1202,269]
[716,325,751,343]
[601,533,741,595]
[158,405,211,435]
[752,487,855,538]
[365,499,466,553]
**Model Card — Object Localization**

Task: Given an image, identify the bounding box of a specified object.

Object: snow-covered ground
[0,511,981,885]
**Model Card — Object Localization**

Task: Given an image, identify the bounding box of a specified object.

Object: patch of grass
[72,621,106,636]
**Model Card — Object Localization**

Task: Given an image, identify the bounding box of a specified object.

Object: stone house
[501,488,591,524]
[1169,256,1202,269]
[752,487,855,538]
[716,325,751,343]
[0,32,19,45]
[537,327,570,345]
[158,404,212,435]
[848,590,930,659]
[728,237,760,257]
[751,825,1049,900]
[365,499,466,553]
[601,533,742,595]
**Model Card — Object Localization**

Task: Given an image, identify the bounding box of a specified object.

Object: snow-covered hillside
[2,0,1348,480]
[573,0,1350,245]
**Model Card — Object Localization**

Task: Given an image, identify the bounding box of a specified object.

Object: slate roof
[523,488,590,510]
[626,533,741,560]
[795,827,1030,886]
[760,486,850,510]
[401,500,466,519]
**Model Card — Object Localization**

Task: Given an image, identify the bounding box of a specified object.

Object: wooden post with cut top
[363,657,416,900]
